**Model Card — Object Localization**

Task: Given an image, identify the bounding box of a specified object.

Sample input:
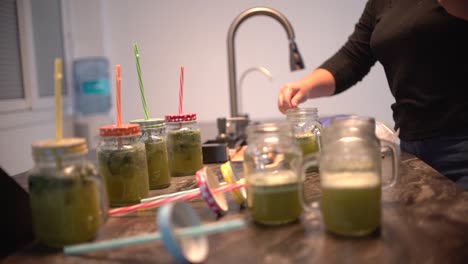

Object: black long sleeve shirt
[320,0,468,141]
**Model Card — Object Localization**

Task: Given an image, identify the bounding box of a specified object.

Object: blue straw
[64,218,245,255]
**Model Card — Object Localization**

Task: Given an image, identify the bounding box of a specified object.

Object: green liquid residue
[321,185,381,236]
[296,134,319,172]
[28,164,101,247]
[98,146,149,206]
[247,172,302,226]
[166,129,203,177]
[145,140,170,189]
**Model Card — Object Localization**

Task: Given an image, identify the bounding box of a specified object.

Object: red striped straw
[108,181,245,216]
[115,64,122,127]
[178,66,184,114]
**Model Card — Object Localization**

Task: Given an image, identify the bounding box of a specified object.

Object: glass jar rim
[286,107,319,121]
[130,118,165,129]
[32,138,88,159]
[246,122,293,135]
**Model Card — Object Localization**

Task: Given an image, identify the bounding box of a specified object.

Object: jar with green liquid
[97,124,149,206]
[286,108,322,172]
[165,113,203,176]
[28,138,108,248]
[320,116,398,237]
[130,118,171,189]
[243,122,318,226]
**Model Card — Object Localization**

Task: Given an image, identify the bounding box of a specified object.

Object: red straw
[178,66,184,114]
[115,64,122,127]
[108,181,245,216]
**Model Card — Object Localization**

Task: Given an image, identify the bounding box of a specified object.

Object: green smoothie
[166,129,203,176]
[98,145,149,206]
[28,164,101,247]
[296,134,319,172]
[247,170,302,226]
[145,140,171,189]
[320,172,381,236]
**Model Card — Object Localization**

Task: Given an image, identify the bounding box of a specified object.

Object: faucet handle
[289,41,305,71]
[216,118,228,142]
[217,118,227,134]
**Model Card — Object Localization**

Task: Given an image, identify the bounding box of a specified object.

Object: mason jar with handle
[243,122,318,226]
[319,115,399,237]
[28,138,108,248]
[286,107,322,172]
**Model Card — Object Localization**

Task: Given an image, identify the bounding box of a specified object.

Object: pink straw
[178,66,184,114]
[108,182,245,216]
[115,64,122,127]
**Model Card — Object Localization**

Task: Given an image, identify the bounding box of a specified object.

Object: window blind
[0,0,25,100]
[31,0,66,97]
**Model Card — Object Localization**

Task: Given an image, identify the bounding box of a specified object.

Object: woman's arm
[277,69,335,113]
[277,0,378,113]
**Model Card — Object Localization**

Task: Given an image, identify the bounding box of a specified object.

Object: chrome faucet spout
[227,6,305,117]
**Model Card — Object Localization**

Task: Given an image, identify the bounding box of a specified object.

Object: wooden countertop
[4,152,468,264]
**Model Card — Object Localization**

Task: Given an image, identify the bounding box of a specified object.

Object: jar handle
[300,153,319,212]
[380,139,399,189]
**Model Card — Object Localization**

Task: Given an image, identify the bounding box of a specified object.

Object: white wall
[98,0,394,127]
[0,0,105,176]
[0,0,395,175]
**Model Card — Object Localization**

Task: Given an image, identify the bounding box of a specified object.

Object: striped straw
[133,42,149,120]
[108,181,245,216]
[178,66,184,114]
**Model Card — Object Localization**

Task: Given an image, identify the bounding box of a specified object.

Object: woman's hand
[277,81,308,114]
[439,0,468,21]
[277,68,336,114]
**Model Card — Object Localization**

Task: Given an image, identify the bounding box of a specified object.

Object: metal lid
[99,124,141,137]
[32,138,88,159]
[130,118,165,129]
[165,113,197,123]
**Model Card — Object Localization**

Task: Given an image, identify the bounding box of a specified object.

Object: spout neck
[227,7,297,118]
[228,7,296,41]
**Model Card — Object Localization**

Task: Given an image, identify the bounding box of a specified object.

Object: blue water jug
[73,57,112,115]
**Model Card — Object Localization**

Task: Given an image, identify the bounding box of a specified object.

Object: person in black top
[277,0,468,182]
[439,0,468,21]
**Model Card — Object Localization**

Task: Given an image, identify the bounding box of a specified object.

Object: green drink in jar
[165,113,203,177]
[295,133,319,172]
[145,140,171,188]
[320,172,381,236]
[247,170,303,226]
[28,138,107,248]
[29,167,101,247]
[98,145,149,206]
[286,108,322,173]
[130,118,171,189]
[166,129,203,176]
[98,124,149,207]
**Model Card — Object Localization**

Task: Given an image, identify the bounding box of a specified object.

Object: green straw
[133,42,149,120]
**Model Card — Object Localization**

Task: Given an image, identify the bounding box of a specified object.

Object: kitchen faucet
[227,6,305,118]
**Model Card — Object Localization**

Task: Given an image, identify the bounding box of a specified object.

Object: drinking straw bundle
[108,181,245,216]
